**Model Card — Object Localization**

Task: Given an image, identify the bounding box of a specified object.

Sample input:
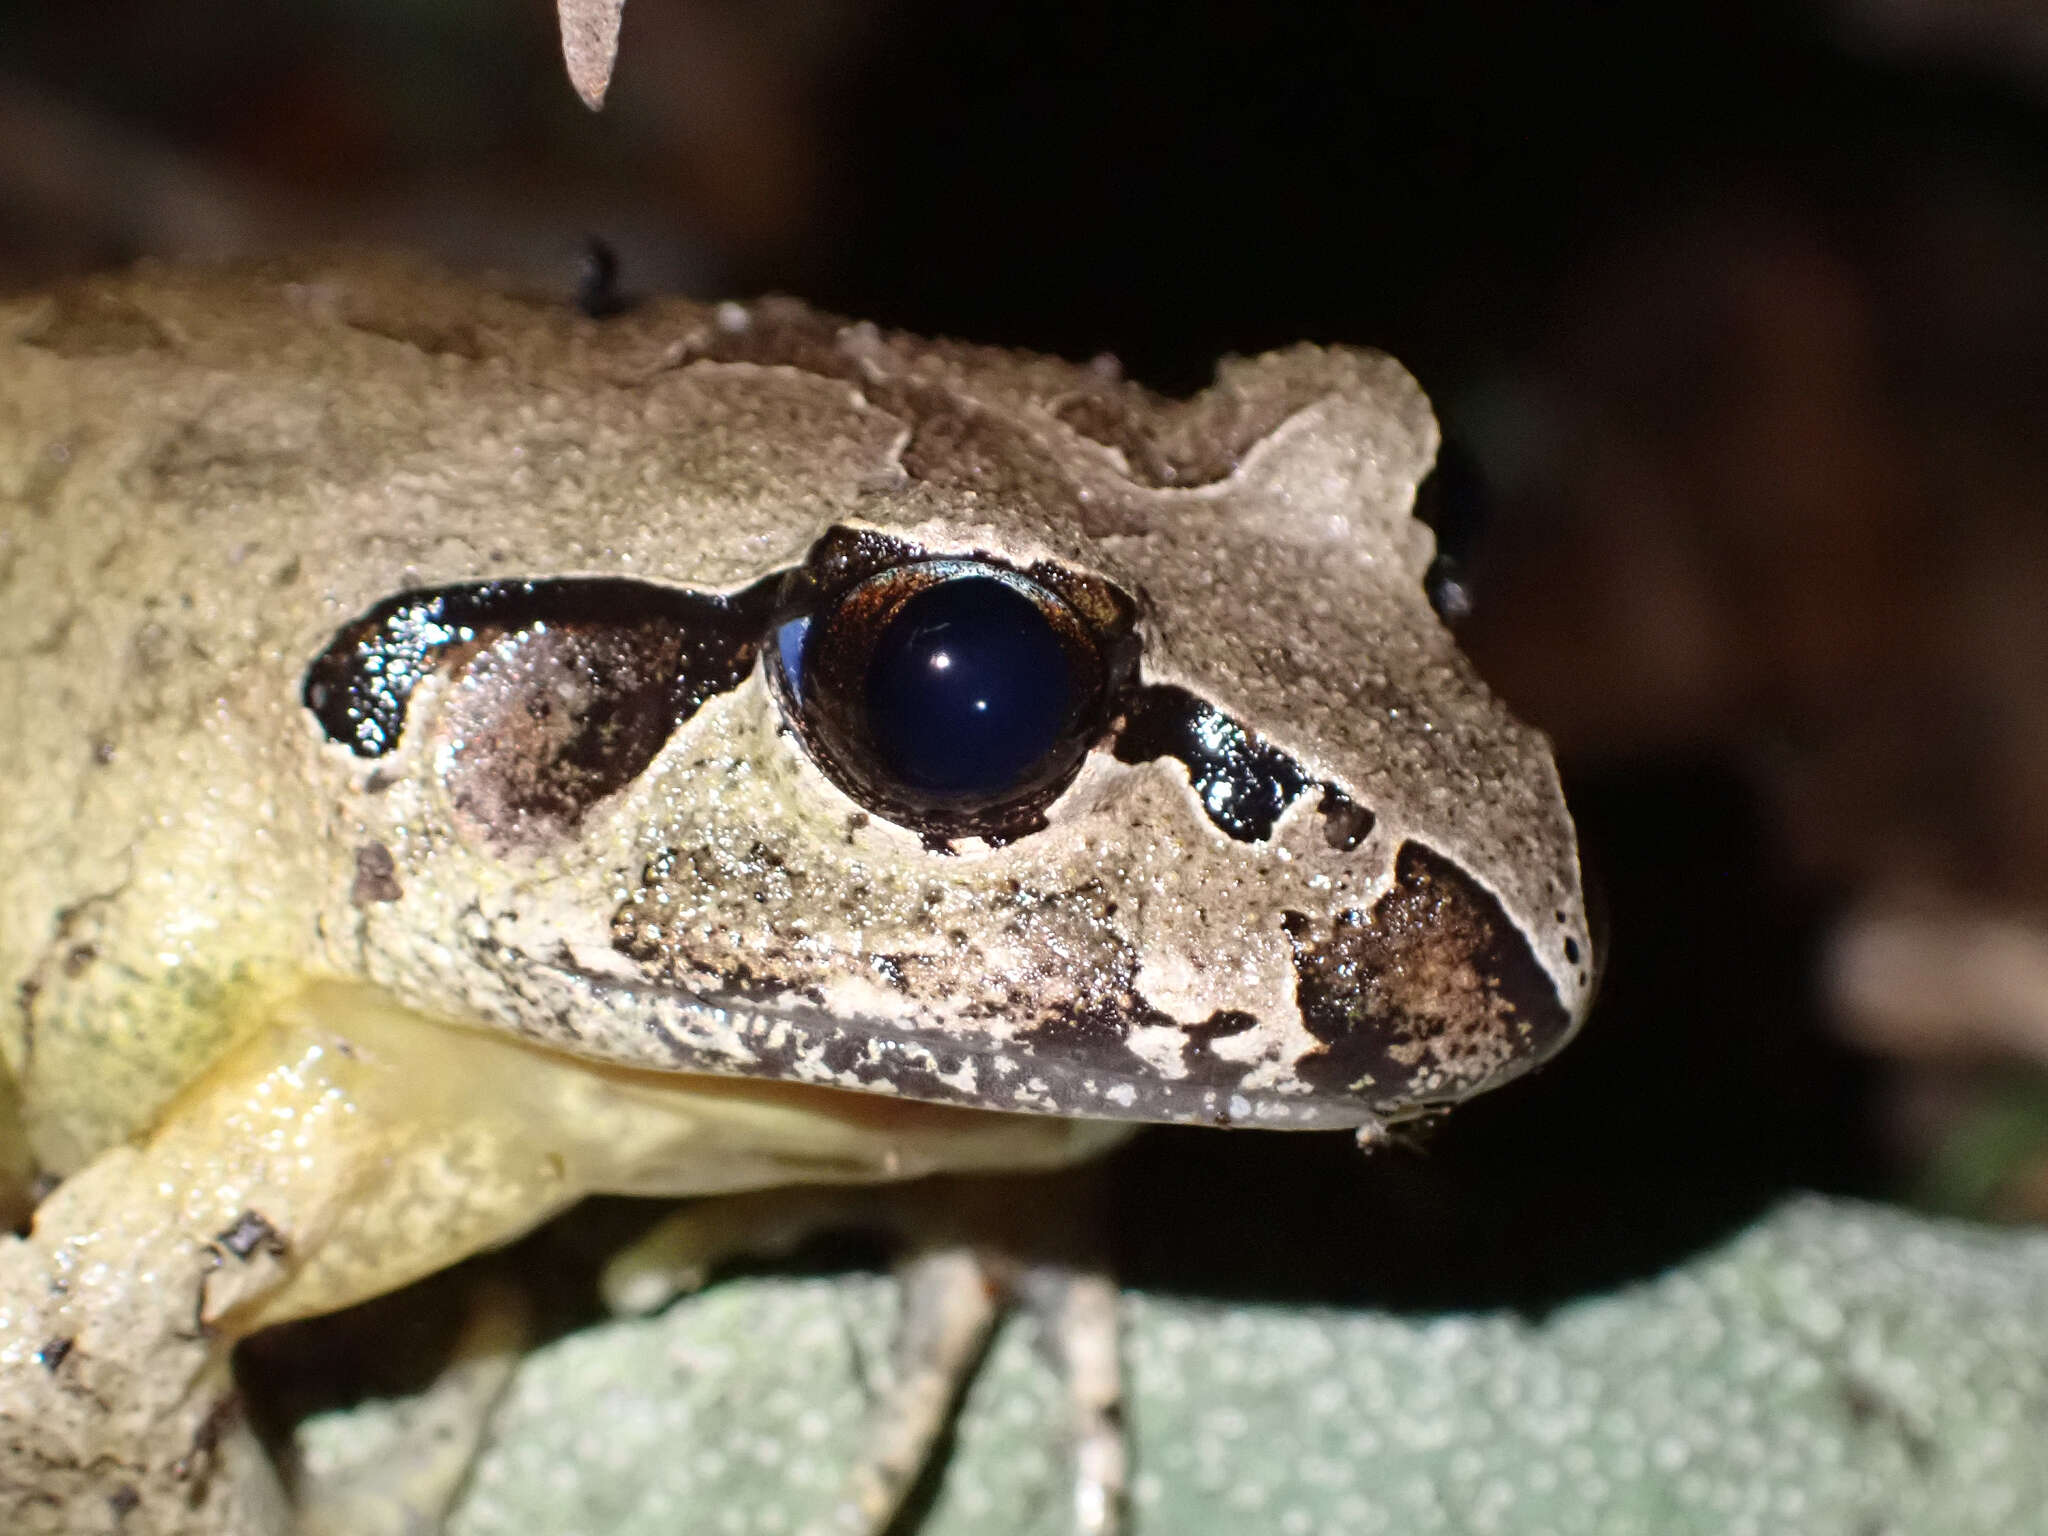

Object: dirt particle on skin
[214,1209,287,1261]
[351,842,403,905]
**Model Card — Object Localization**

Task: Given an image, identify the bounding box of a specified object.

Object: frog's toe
[806,1245,1005,1536]
[794,1241,1128,1536]
[1019,1266,1128,1536]
[601,1185,890,1316]
[292,1276,531,1536]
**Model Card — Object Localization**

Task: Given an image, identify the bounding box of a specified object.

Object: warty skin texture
[0,255,1593,1534]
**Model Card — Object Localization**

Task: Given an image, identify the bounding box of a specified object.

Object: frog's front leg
[1020,1266,1126,1536]
[0,982,1123,1533]
[0,1143,293,1536]
[0,985,606,1535]
[293,1276,533,1536]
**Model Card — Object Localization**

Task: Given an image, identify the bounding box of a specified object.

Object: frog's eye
[767,536,1138,842]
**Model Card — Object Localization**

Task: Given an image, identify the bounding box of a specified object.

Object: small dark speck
[109,1486,140,1518]
[575,237,631,319]
[1317,786,1376,852]
[62,944,96,978]
[1839,1376,1937,1472]
[1424,555,1474,625]
[215,1209,286,1261]
[1564,937,1581,965]
[90,738,116,766]
[351,843,404,906]
[35,1336,72,1371]
[273,557,302,587]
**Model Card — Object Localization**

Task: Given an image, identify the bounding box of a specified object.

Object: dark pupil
[865,576,1072,797]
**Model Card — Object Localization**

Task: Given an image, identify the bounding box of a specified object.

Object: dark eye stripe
[304,539,1365,857]
[1110,685,1382,850]
[303,576,782,759]
[1110,685,1309,843]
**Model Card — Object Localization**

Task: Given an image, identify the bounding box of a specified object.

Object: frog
[0,253,1597,1536]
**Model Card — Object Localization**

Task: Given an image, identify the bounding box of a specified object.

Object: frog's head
[303,302,1596,1135]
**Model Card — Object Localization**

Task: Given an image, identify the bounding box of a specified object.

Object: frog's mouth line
[552,833,1582,1135]
[558,966,1396,1134]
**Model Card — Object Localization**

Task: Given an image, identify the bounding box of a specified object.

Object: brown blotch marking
[443,618,695,854]
[898,402,1060,498]
[351,842,403,905]
[610,846,681,971]
[1284,842,1571,1112]
[1009,931,1181,1086]
[34,1336,71,1372]
[18,434,90,520]
[174,1393,242,1491]
[338,309,485,360]
[18,285,174,357]
[1051,364,1336,489]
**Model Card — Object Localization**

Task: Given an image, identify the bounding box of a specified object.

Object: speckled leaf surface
[298,1197,2048,1536]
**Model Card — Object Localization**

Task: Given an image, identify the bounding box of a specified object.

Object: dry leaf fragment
[558,0,626,110]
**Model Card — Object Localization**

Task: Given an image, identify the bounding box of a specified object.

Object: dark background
[7,0,2048,1317]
